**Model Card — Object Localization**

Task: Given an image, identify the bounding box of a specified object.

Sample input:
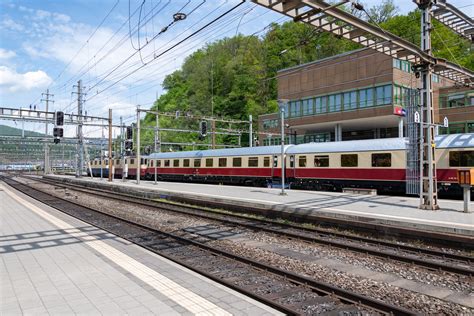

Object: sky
[0,0,472,138]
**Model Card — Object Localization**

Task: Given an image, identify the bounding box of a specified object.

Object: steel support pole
[136,105,140,185]
[418,1,439,210]
[108,109,113,182]
[76,80,84,178]
[249,114,253,147]
[278,100,288,196]
[463,186,471,213]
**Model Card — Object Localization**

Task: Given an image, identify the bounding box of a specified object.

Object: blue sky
[0,0,472,137]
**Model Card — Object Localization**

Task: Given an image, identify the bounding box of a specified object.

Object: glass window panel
[341,154,358,167]
[468,122,474,133]
[314,155,329,167]
[193,159,201,168]
[164,160,170,167]
[248,157,258,167]
[449,151,474,167]
[298,156,307,167]
[264,157,270,167]
[173,159,179,167]
[371,153,391,167]
[359,89,367,108]
[376,86,384,105]
[384,85,392,104]
[206,158,213,167]
[233,157,242,167]
[366,88,374,107]
[183,159,190,167]
[218,158,227,167]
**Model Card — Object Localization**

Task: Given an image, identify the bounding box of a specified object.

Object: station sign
[414,111,420,123]
[443,117,449,128]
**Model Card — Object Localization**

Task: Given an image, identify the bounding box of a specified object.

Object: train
[88,133,474,198]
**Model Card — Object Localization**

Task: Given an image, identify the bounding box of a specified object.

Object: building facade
[258,48,473,145]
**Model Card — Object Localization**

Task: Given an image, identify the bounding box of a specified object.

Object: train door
[288,155,296,179]
[271,155,279,178]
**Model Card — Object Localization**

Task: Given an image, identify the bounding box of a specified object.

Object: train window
[157,160,161,167]
[299,156,307,167]
[194,159,201,168]
[164,160,170,167]
[248,157,258,167]
[150,160,154,167]
[314,156,329,167]
[116,159,120,165]
[173,159,179,167]
[183,159,190,167]
[341,154,358,167]
[218,158,227,167]
[206,158,213,167]
[233,157,242,167]
[372,153,391,167]
[141,158,145,164]
[130,159,135,165]
[263,157,270,167]
[289,155,295,168]
[449,151,474,167]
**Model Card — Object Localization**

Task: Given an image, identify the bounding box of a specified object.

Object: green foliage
[139,9,473,152]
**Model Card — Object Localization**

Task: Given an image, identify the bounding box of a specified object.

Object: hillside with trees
[140,1,473,151]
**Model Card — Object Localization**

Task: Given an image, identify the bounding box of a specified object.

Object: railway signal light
[125,140,133,150]
[53,127,63,144]
[200,121,207,137]
[126,126,133,140]
[56,111,64,126]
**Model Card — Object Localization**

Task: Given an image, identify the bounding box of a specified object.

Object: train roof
[147,133,473,159]
[148,145,290,159]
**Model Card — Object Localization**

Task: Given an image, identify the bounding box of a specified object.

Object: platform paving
[45,175,474,236]
[0,182,282,316]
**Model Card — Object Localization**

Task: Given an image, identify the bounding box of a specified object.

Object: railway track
[1,175,416,315]
[28,176,474,277]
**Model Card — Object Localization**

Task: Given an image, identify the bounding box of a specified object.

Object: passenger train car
[88,133,473,197]
[88,156,148,179]
[145,133,473,197]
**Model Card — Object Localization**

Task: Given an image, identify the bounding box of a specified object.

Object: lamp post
[278,99,289,196]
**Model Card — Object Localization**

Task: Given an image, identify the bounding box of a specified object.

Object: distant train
[88,133,474,197]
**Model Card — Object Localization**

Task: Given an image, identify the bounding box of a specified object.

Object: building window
[206,158,213,167]
[448,94,466,108]
[372,153,391,167]
[341,154,358,167]
[328,94,342,112]
[343,91,357,110]
[183,159,190,167]
[302,99,314,116]
[449,151,474,167]
[164,160,170,167]
[290,100,301,117]
[218,158,227,167]
[263,157,270,167]
[468,122,474,133]
[194,159,201,168]
[315,96,327,114]
[173,159,179,167]
[233,157,242,167]
[299,156,307,167]
[384,85,392,104]
[248,157,258,167]
[314,155,329,167]
[432,74,440,83]
[449,123,466,134]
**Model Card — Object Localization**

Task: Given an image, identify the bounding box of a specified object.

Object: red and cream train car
[145,133,473,197]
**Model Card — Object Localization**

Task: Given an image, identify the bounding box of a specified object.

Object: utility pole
[119,116,124,156]
[73,80,85,178]
[136,105,141,185]
[108,109,113,182]
[41,89,54,174]
[249,114,253,147]
[415,0,439,210]
[211,119,216,149]
[278,99,288,196]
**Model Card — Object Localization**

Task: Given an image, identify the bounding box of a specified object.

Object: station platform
[44,175,474,237]
[0,182,281,315]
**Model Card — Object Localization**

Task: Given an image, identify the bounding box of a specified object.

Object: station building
[258,48,474,145]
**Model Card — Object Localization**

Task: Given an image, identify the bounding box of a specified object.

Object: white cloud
[1,17,24,31]
[0,66,52,92]
[35,9,51,20]
[0,48,16,59]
